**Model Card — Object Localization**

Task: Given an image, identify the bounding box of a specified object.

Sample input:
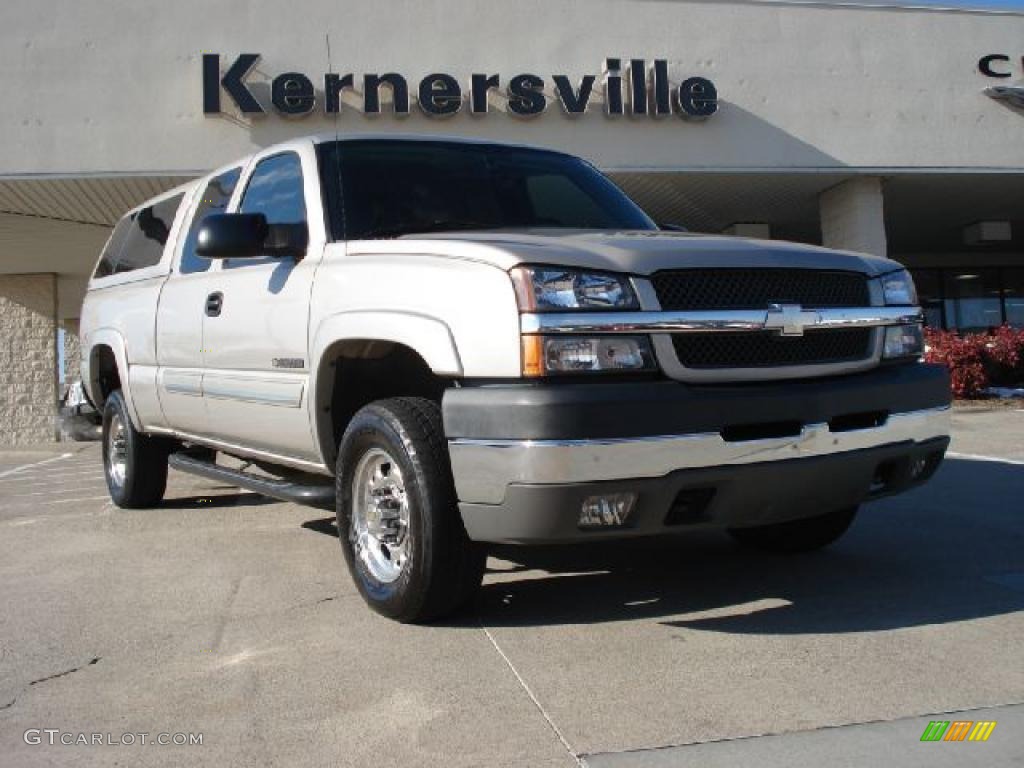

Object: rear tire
[102,390,170,508]
[728,506,858,553]
[336,397,485,623]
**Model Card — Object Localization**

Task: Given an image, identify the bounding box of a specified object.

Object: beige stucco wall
[0,274,58,444]
[2,0,1023,177]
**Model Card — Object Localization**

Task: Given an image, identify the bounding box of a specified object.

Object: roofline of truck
[305,131,574,156]
[109,135,581,221]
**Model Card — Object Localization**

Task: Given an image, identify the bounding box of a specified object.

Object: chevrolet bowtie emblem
[764,304,820,337]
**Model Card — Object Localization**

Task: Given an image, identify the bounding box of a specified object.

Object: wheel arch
[309,311,463,469]
[85,329,143,429]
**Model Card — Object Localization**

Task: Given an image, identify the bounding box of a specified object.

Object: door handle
[205,292,223,317]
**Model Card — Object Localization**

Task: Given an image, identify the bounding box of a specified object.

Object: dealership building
[2,0,1024,443]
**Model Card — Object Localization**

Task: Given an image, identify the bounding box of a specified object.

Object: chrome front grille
[651,269,870,311]
[651,268,874,374]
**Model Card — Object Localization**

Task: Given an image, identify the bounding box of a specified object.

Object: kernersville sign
[202,54,718,121]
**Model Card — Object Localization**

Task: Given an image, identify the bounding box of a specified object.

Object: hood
[346,229,903,276]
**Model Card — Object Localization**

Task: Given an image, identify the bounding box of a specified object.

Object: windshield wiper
[359,219,493,240]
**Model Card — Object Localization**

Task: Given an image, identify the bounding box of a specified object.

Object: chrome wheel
[106,412,128,488]
[351,448,411,584]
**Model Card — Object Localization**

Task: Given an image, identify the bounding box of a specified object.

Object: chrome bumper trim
[519,307,923,335]
[448,406,950,505]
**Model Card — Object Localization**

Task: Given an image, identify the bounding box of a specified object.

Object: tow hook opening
[871,459,903,495]
[870,450,944,496]
[664,487,717,526]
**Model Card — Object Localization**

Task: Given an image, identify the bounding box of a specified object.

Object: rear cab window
[92,192,186,280]
[92,216,133,279]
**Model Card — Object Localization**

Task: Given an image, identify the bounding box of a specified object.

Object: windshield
[317,140,656,240]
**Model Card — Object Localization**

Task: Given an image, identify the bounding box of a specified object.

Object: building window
[1004,268,1024,328]
[910,267,1023,332]
[910,269,944,329]
[943,269,1003,332]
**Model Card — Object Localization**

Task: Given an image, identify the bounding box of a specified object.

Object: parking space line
[0,480,105,492]
[4,484,109,498]
[3,495,111,510]
[479,622,582,766]
[2,470,105,482]
[0,470,105,485]
[0,460,98,471]
[3,467,104,478]
[15,465,100,474]
[2,464,100,474]
[948,451,1024,466]
[0,453,73,479]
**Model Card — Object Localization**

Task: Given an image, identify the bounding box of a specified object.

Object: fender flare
[85,328,143,430]
[308,310,463,463]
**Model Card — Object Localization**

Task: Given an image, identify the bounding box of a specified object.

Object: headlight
[879,270,917,306]
[882,324,924,360]
[511,266,639,311]
[522,336,655,376]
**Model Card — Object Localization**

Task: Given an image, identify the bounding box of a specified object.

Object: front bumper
[444,363,951,544]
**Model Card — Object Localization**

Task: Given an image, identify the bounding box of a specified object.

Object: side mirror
[196,213,268,259]
[196,213,308,260]
[263,222,308,260]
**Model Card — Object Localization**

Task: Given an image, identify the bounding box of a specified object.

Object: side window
[101,193,184,276]
[92,216,133,279]
[179,168,242,274]
[227,153,306,268]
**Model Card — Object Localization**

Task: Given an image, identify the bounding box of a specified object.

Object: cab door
[155,166,242,436]
[199,148,324,463]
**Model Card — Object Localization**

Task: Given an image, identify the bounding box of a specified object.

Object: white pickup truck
[81,135,951,622]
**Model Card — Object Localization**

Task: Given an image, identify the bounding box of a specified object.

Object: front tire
[728,506,859,553]
[336,397,485,623]
[102,390,170,508]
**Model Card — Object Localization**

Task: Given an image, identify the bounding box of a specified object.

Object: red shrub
[925,325,1024,397]
[984,326,1024,385]
[924,328,989,398]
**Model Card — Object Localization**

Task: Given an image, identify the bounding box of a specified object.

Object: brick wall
[0,274,58,444]
[63,317,81,389]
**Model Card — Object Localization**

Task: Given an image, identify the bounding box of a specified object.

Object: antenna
[326,33,339,142]
[324,32,346,236]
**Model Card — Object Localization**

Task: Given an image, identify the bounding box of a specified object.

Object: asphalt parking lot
[1,408,1022,767]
